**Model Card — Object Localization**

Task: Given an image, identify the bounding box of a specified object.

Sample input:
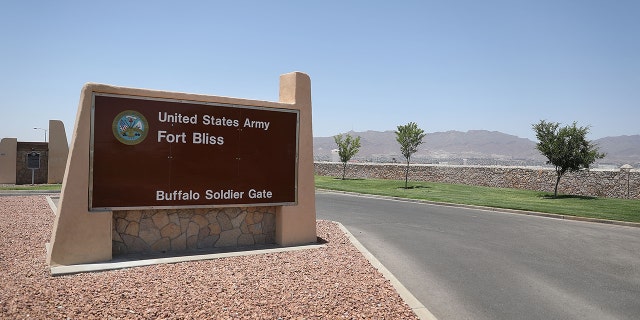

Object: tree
[532,120,605,197]
[333,133,361,180]
[395,122,426,188]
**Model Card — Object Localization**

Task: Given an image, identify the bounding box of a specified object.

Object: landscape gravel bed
[1,195,418,319]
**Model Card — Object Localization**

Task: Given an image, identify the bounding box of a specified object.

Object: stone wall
[113,206,276,256]
[315,162,640,200]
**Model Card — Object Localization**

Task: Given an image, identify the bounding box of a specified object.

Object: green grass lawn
[315,175,640,223]
[5,178,638,223]
[0,184,62,191]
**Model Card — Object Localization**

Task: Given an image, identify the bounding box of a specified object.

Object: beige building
[0,120,68,184]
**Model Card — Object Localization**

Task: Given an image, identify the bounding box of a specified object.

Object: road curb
[317,189,640,229]
[334,222,438,320]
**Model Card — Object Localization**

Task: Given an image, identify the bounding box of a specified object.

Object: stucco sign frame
[47,72,317,267]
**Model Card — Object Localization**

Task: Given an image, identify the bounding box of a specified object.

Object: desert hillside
[314,130,640,167]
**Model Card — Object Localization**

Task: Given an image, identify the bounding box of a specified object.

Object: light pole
[33,127,47,142]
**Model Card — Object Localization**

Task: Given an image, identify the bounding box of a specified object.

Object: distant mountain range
[314,130,640,168]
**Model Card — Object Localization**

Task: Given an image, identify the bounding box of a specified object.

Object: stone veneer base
[113,206,276,256]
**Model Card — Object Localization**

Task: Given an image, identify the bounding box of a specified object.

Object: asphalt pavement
[316,190,640,320]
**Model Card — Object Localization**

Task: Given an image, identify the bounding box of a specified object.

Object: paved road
[316,191,640,320]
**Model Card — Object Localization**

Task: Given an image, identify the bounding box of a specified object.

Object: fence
[315,162,639,200]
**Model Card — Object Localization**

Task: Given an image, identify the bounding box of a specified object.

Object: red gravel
[0,195,418,319]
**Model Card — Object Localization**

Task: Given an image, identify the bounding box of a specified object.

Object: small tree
[334,133,361,180]
[395,122,426,188]
[532,120,605,197]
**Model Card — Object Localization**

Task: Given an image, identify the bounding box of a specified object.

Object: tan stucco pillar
[47,120,69,184]
[47,87,112,266]
[276,72,317,245]
[0,138,17,184]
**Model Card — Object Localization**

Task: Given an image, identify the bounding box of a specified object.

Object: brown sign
[90,93,299,210]
[27,152,41,169]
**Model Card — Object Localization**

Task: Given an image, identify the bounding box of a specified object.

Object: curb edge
[335,221,438,320]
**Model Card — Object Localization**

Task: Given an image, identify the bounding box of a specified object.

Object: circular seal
[112,110,149,145]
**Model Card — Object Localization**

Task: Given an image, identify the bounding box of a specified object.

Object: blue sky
[1,0,638,143]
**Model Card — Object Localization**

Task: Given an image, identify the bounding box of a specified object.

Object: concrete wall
[48,120,69,184]
[0,138,17,184]
[0,120,68,184]
[315,162,640,200]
